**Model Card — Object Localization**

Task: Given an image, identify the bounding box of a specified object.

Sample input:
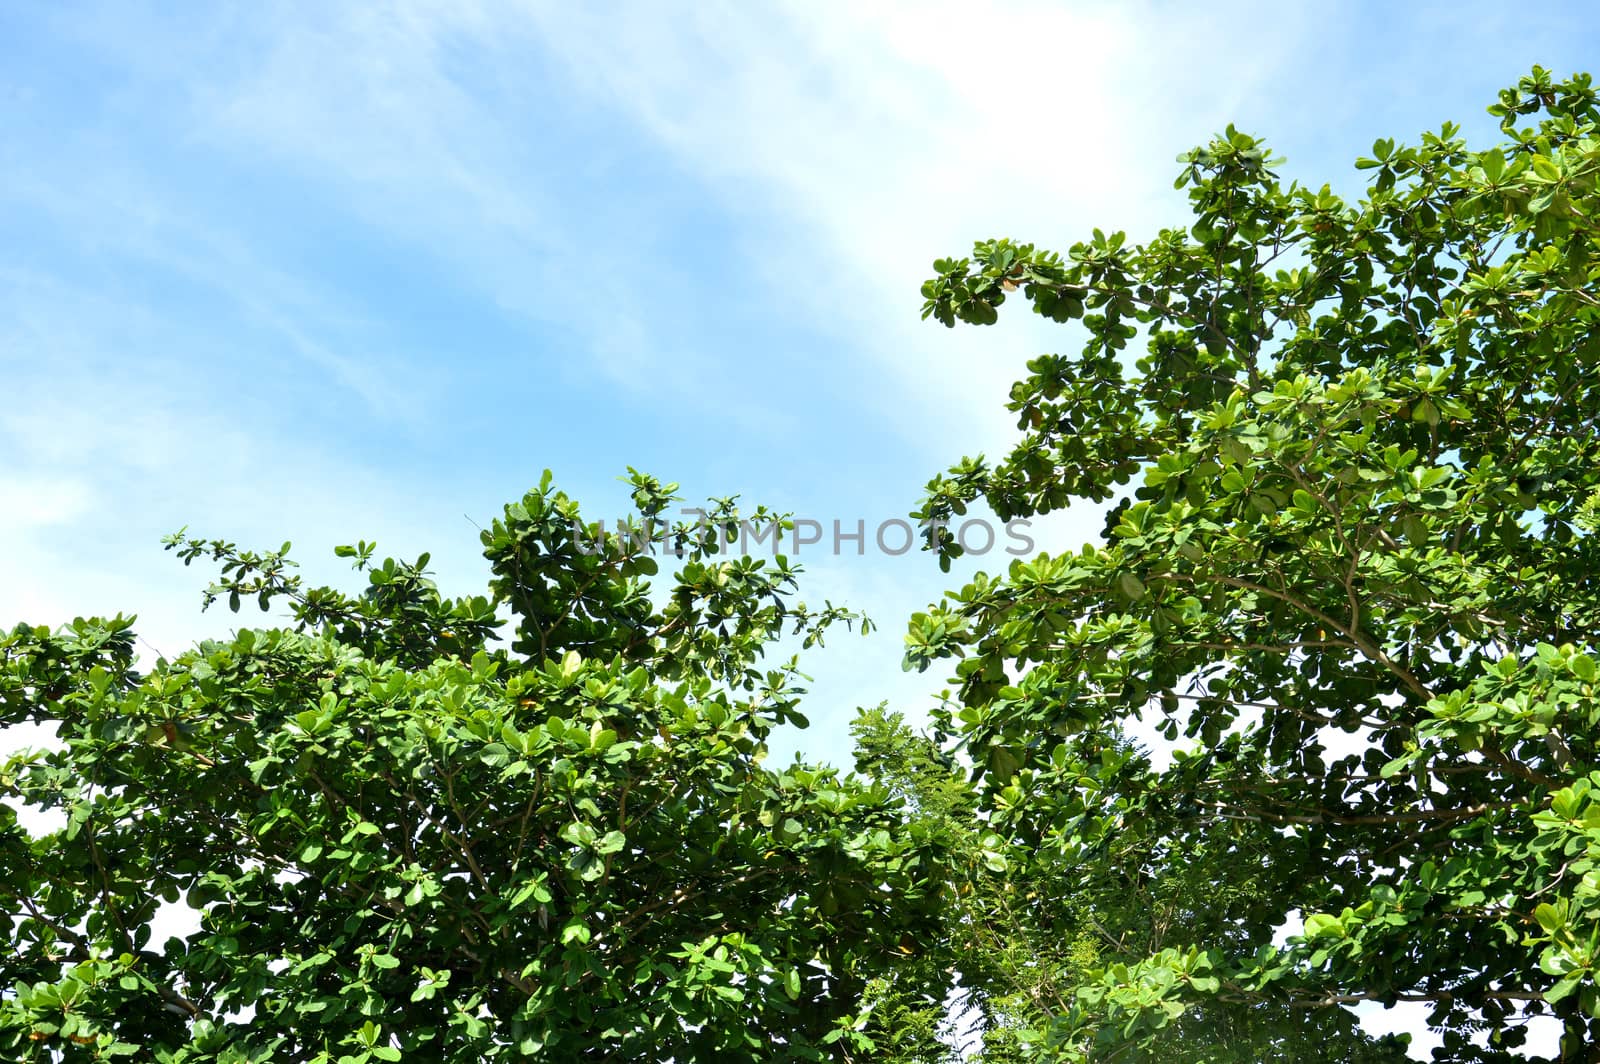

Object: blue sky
[5,0,1598,751]
[2,4,1598,1049]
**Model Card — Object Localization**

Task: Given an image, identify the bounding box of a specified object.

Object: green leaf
[1535,903,1568,935]
[1547,974,1583,1005]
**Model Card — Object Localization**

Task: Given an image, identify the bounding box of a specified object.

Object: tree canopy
[909,66,1600,1061]
[6,66,1600,1064]
[1,476,950,1061]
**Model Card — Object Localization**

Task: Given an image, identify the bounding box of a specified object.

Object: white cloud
[501,0,1318,449]
[0,474,93,529]
[35,0,1318,454]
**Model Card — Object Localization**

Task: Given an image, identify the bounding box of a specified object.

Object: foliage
[9,62,1600,1064]
[0,472,950,1061]
[909,68,1600,1060]
[853,708,1412,1063]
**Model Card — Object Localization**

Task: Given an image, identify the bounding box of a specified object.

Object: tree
[908,68,1600,1061]
[0,473,952,1061]
[852,707,1413,1063]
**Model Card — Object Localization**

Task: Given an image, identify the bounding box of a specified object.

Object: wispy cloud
[0,474,93,529]
[19,0,1320,451]
[497,0,1320,447]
